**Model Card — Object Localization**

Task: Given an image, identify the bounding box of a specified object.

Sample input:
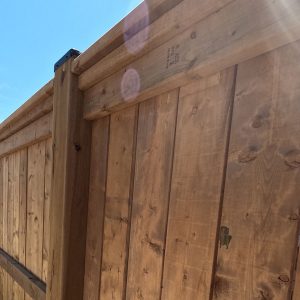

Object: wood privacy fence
[0,0,300,299]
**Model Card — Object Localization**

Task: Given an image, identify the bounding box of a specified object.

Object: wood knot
[238,146,259,163]
[278,274,289,283]
[143,234,163,256]
[288,213,299,221]
[284,149,300,169]
[251,106,270,128]
[183,270,188,282]
[74,143,81,152]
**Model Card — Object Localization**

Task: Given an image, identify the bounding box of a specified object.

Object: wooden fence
[0,0,300,299]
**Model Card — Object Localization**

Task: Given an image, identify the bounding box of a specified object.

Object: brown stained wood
[2,157,8,300]
[12,151,24,299]
[83,117,109,300]
[72,0,182,75]
[213,42,300,299]
[83,0,300,120]
[0,80,53,137]
[47,58,92,300]
[7,153,16,300]
[161,68,236,299]
[0,96,53,143]
[42,139,52,283]
[0,112,52,159]
[0,248,46,300]
[0,159,3,300]
[18,149,27,300]
[78,0,232,91]
[100,107,137,300]
[26,142,45,281]
[293,249,300,299]
[126,90,178,299]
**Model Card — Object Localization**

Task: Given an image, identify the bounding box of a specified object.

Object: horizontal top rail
[0,79,53,141]
[72,0,182,75]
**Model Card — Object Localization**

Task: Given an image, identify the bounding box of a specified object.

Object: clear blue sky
[0,0,142,122]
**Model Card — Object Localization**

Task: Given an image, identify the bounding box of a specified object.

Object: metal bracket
[54,49,81,72]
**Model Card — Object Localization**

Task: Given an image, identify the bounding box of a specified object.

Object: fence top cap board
[0,79,54,137]
[72,0,174,74]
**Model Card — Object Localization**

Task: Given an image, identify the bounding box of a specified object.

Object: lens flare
[121,68,141,101]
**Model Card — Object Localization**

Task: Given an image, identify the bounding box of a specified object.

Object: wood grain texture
[12,151,25,300]
[0,248,46,300]
[2,157,8,300]
[162,68,236,299]
[0,112,52,159]
[126,90,178,299]
[83,0,300,120]
[0,79,53,138]
[293,249,300,299]
[72,0,182,75]
[42,139,52,282]
[7,153,17,300]
[0,159,3,300]
[18,149,27,300]
[0,96,52,143]
[47,58,92,300]
[83,117,109,300]
[100,106,137,300]
[26,141,45,280]
[78,0,232,90]
[213,42,300,299]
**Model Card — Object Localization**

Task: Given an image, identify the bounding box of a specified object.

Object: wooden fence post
[47,50,92,300]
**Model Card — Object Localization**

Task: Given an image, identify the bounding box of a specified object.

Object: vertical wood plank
[126,90,178,299]
[161,69,236,299]
[293,249,300,299]
[0,158,3,300]
[7,154,15,300]
[19,149,27,300]
[47,56,92,300]
[100,106,137,299]
[12,151,23,299]
[83,117,109,300]
[2,157,8,300]
[213,42,300,299]
[42,139,52,282]
[26,142,45,281]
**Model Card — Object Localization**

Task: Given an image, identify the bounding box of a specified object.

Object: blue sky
[0,0,142,122]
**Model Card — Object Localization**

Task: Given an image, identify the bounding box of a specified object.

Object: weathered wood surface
[213,43,300,299]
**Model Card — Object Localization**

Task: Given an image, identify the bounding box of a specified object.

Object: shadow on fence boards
[0,0,300,299]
